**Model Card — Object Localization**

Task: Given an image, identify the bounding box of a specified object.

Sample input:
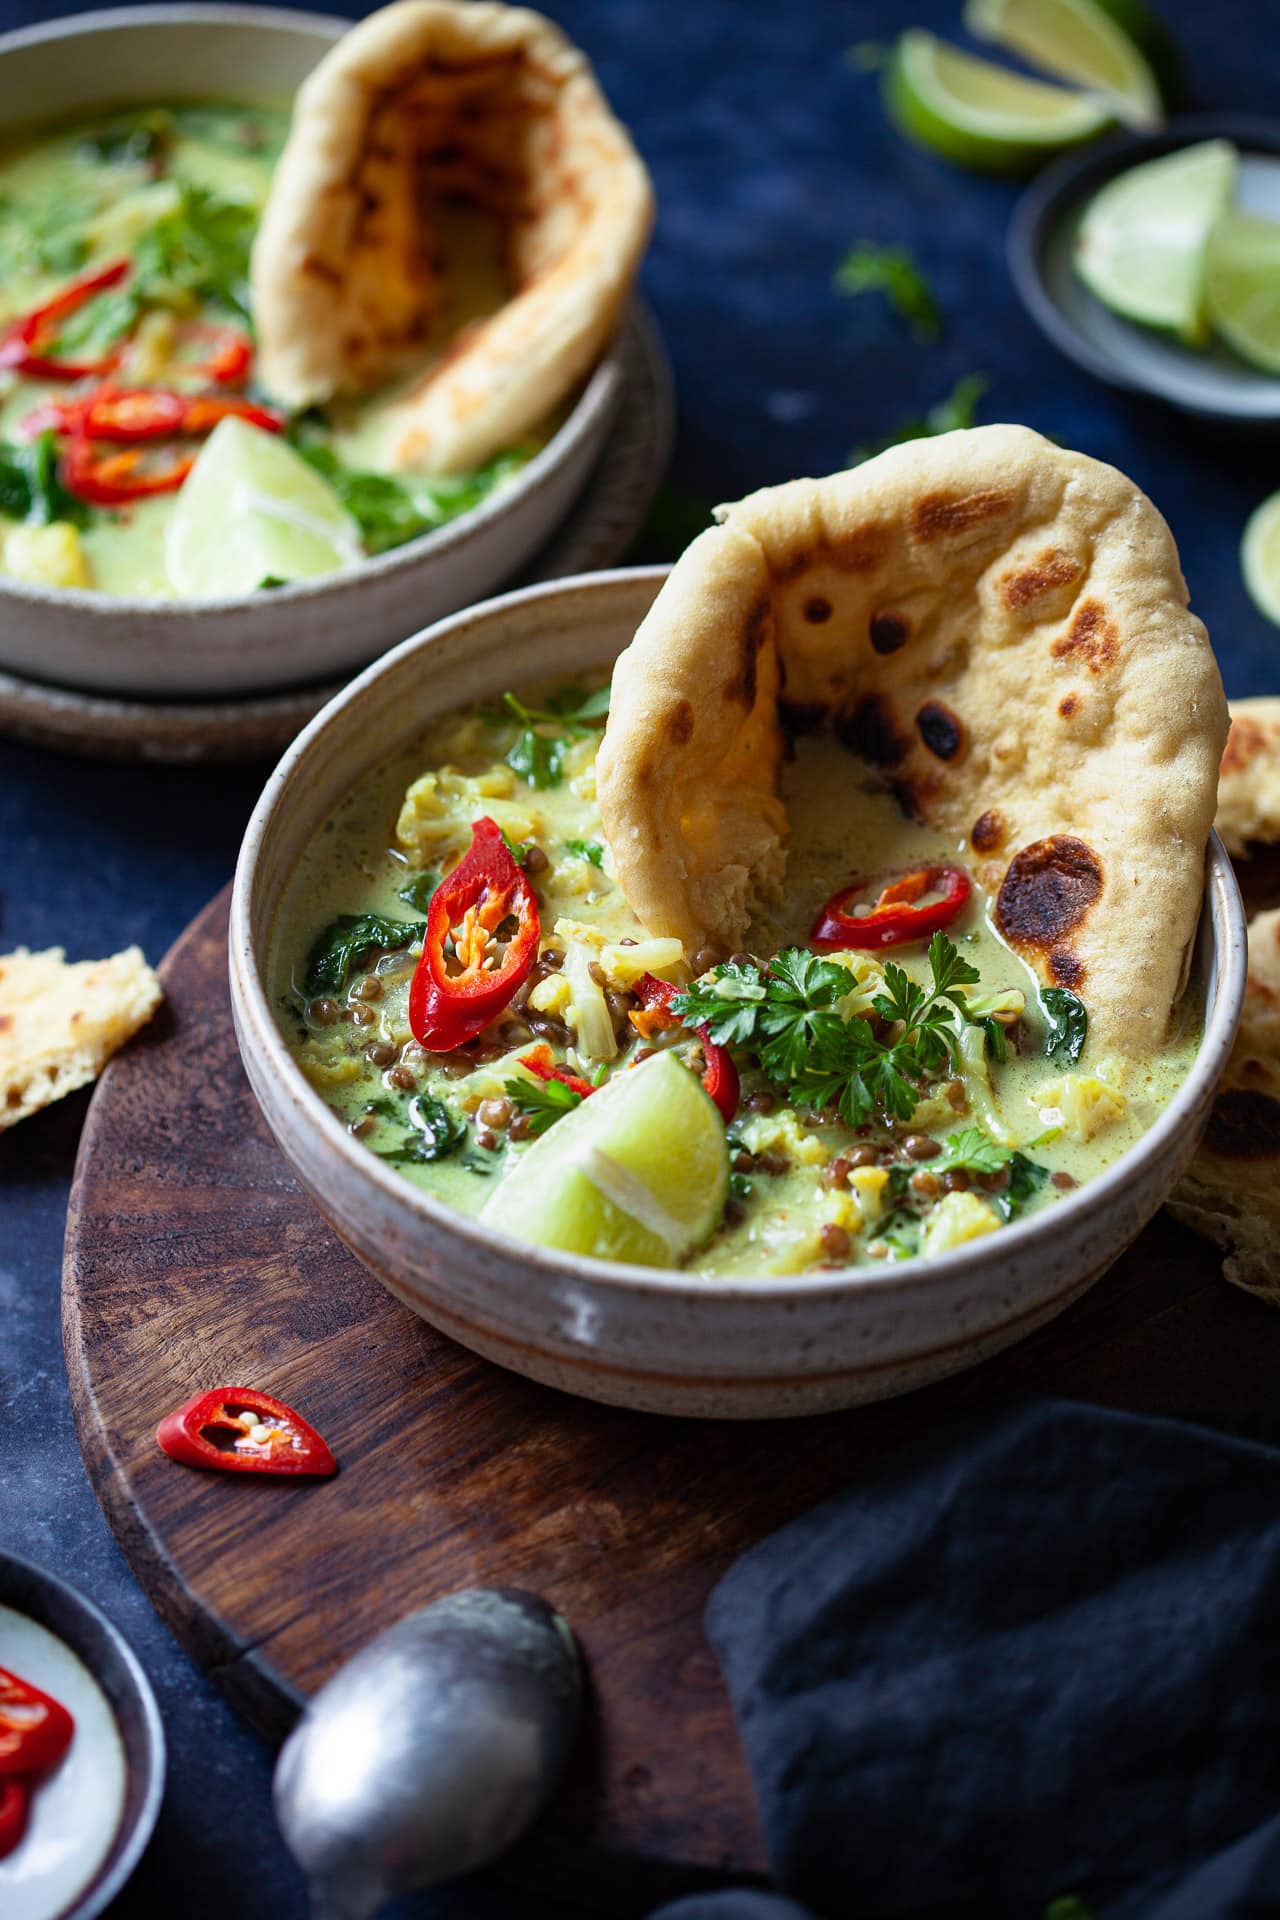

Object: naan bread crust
[597,425,1226,1050]
[1168,907,1280,1306]
[0,946,162,1129]
[251,0,653,473]
[1216,697,1280,856]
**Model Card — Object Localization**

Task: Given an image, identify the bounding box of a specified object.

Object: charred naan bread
[597,425,1226,1050]
[251,0,653,473]
[1216,697,1280,857]
[0,946,162,1129]
[1168,907,1280,1305]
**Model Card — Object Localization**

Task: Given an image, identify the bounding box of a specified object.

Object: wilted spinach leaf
[377,1100,465,1164]
[1041,989,1088,1065]
[397,871,440,913]
[304,913,423,996]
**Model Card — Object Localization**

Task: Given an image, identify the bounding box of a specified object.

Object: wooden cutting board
[62,882,1280,1911]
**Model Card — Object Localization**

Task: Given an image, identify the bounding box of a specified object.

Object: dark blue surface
[2,1,1278,1914]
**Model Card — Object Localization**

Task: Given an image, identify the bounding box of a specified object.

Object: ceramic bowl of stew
[228,568,1249,1419]
[0,6,629,699]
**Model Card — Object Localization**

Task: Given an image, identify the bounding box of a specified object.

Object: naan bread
[1216,697,1280,856]
[0,946,162,1130]
[597,425,1226,1050]
[1168,907,1280,1306]
[251,0,654,473]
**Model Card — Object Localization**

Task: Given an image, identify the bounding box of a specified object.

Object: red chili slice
[521,1042,594,1101]
[177,320,253,386]
[0,259,131,381]
[810,863,972,952]
[410,817,541,1051]
[0,1669,74,1777]
[0,1778,27,1860]
[632,975,740,1122]
[62,430,194,505]
[156,1388,337,1477]
[179,394,284,436]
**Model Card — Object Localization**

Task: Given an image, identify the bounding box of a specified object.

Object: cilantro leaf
[133,184,257,321]
[498,828,535,867]
[504,1073,584,1138]
[566,839,604,867]
[932,1128,1011,1176]
[506,726,572,790]
[377,1100,465,1164]
[1041,988,1088,1065]
[305,913,423,996]
[0,432,88,528]
[672,961,771,1048]
[290,438,534,557]
[834,241,941,341]
[397,871,440,913]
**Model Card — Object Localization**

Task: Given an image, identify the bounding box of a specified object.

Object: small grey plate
[1009,113,1280,423]
[0,1551,165,1920]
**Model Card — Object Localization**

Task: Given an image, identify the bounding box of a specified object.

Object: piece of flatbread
[1216,696,1280,856]
[597,424,1226,1051]
[1168,907,1280,1305]
[0,947,162,1130]
[251,0,654,474]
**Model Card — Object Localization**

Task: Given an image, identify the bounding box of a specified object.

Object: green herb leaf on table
[835,241,941,341]
[504,1074,584,1138]
[377,1099,466,1164]
[851,372,989,465]
[304,913,423,997]
[1041,988,1088,1065]
[565,839,605,867]
[397,871,440,914]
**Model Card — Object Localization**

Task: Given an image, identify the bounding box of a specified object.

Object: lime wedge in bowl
[1242,489,1280,627]
[884,28,1114,175]
[1206,209,1280,376]
[166,418,363,599]
[963,0,1164,129]
[1074,138,1237,345]
[480,1050,729,1267]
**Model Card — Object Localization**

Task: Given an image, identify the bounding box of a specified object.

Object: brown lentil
[692,945,720,975]
[729,951,757,970]
[352,975,382,1002]
[1051,1170,1078,1190]
[942,1168,971,1192]
[523,844,549,875]
[539,948,564,971]
[509,1111,534,1142]
[904,1134,941,1161]
[632,1046,655,1064]
[472,1043,506,1065]
[744,1089,776,1115]
[758,1151,788,1176]
[587,961,607,988]
[819,1223,851,1261]
[475,1127,497,1152]
[977,1166,1011,1193]
[946,1078,968,1110]
[308,998,338,1026]
[528,1015,568,1043]
[388,1064,417,1091]
[619,937,637,948]
[350,1004,376,1028]
[349,1114,375,1139]
[477,1097,513,1130]
[909,1168,942,1200]
[364,1040,398,1069]
[732,1150,758,1174]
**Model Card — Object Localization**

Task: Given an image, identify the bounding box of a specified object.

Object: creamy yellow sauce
[0,104,539,597]
[269,675,1201,1278]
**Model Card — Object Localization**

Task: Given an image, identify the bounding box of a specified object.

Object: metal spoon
[273,1587,582,1920]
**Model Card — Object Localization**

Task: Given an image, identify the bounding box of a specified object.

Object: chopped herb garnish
[728,1172,753,1204]
[1041,988,1088,1065]
[991,1152,1050,1222]
[499,828,534,867]
[79,109,174,169]
[304,912,423,996]
[852,372,989,465]
[377,1099,465,1164]
[497,686,609,791]
[0,431,88,527]
[931,1127,1012,1176]
[291,436,534,556]
[835,241,941,342]
[397,870,440,913]
[673,934,982,1128]
[566,839,605,867]
[132,184,257,322]
[504,1073,584,1138]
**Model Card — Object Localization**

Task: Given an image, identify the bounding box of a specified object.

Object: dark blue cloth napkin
[650,1400,1280,1920]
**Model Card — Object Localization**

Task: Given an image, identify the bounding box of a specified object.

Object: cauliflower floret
[825,949,888,1019]
[396,768,539,865]
[528,971,572,1017]
[598,937,685,991]
[553,918,616,1062]
[296,1046,364,1092]
[737,1107,830,1167]
[562,736,599,798]
[821,1185,865,1237]
[921,1190,1002,1255]
[850,1164,890,1223]
[5,522,91,590]
[1034,1063,1127,1142]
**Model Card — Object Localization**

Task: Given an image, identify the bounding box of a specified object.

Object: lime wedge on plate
[963,0,1163,128]
[1074,138,1237,345]
[1242,490,1280,627]
[166,418,362,599]
[480,1050,729,1267]
[1206,210,1280,376]
[885,29,1114,175]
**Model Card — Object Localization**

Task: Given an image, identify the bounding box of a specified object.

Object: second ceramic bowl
[228,569,1247,1419]
[0,6,627,699]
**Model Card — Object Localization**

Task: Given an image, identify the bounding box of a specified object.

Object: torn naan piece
[1168,907,1280,1306]
[251,0,654,473]
[1216,697,1280,857]
[597,425,1226,1051]
[0,946,162,1130]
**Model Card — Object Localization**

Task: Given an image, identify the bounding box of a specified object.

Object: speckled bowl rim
[0,1549,166,1920]
[231,566,1249,1310]
[0,4,627,618]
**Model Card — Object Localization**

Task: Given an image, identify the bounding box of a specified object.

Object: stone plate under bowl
[229,568,1248,1420]
[1009,113,1280,424]
[0,5,629,698]
[0,1550,165,1919]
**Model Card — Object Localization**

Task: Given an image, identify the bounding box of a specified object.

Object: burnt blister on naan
[868,608,911,655]
[838,694,909,767]
[970,809,1006,855]
[1050,598,1120,674]
[725,594,771,707]
[997,547,1082,612]
[1205,1088,1280,1160]
[915,701,965,762]
[995,836,1103,970]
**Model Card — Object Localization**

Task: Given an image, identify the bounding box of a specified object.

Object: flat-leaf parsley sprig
[671,933,984,1128]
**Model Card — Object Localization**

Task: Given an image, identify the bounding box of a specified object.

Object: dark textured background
[2,0,1278,1912]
